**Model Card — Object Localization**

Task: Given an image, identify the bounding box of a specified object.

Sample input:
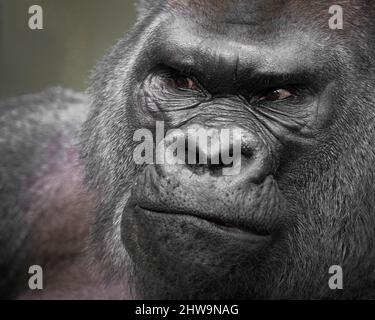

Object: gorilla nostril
[183,135,241,176]
[241,144,254,159]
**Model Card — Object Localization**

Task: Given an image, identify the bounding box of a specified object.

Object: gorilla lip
[135,205,272,240]
[131,165,283,238]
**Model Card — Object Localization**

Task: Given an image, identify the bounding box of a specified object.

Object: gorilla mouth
[182,212,272,237]
[136,205,272,238]
[127,164,286,240]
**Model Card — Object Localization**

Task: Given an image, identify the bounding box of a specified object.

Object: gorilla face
[82,0,375,299]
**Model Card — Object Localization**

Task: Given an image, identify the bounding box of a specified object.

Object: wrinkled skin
[2,0,375,299]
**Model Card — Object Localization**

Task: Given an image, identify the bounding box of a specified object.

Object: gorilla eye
[170,75,201,92]
[258,89,293,102]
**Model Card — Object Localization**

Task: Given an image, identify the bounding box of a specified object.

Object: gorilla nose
[161,124,273,184]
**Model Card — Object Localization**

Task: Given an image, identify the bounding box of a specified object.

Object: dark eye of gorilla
[167,71,202,93]
[258,88,293,102]
[173,76,201,92]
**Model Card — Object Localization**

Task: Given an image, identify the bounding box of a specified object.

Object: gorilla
[1,0,375,300]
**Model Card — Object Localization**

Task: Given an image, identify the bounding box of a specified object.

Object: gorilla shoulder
[0,87,89,130]
[0,87,92,299]
[0,87,89,192]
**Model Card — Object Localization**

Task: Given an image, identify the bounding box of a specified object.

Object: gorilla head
[82,0,375,299]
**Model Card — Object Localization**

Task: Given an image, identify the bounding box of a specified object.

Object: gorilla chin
[122,161,287,299]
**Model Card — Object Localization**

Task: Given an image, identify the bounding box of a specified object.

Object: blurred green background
[0,0,136,99]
